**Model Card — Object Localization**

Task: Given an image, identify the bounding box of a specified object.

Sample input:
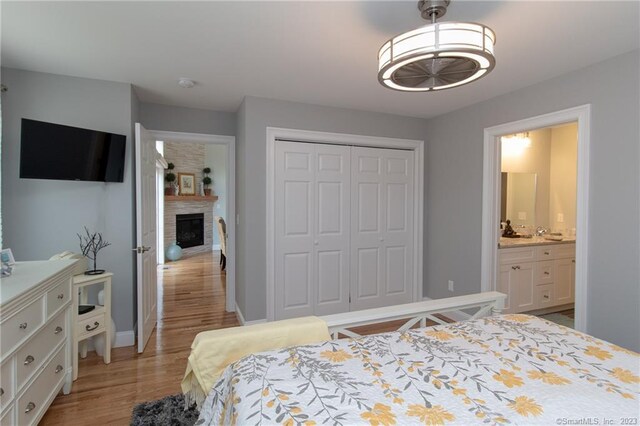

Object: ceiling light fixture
[378,0,496,92]
[178,78,195,89]
[501,132,531,156]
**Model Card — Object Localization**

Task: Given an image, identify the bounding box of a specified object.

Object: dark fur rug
[130,394,199,426]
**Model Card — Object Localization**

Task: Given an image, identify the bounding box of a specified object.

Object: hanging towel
[181,316,330,408]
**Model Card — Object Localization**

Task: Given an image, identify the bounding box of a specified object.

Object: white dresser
[0,260,76,425]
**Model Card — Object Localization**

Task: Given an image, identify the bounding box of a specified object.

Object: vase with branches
[77,226,111,275]
[165,163,177,196]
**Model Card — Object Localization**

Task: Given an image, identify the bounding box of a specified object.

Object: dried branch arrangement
[77,226,111,275]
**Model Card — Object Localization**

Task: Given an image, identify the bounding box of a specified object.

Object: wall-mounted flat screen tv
[20,119,126,182]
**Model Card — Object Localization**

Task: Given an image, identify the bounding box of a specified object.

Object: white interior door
[274,141,350,319]
[135,123,158,353]
[350,147,414,311]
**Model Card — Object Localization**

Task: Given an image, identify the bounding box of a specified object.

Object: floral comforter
[197,314,639,425]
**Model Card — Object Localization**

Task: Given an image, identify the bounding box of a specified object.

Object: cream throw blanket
[181,316,330,408]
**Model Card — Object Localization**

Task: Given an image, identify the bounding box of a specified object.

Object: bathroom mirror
[500,172,537,226]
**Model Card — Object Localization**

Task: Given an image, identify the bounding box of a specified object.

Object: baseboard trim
[115,330,135,347]
[423,297,472,322]
[235,303,267,326]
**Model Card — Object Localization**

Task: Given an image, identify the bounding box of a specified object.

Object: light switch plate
[518,211,527,220]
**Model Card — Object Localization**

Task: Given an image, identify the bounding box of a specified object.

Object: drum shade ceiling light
[378,0,496,92]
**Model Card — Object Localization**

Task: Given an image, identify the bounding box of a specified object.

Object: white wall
[204,144,227,246]
[1,68,137,333]
[424,50,639,351]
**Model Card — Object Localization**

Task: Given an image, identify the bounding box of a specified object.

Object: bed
[194,294,639,425]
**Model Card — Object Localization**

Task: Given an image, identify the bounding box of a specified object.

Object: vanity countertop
[499,236,576,249]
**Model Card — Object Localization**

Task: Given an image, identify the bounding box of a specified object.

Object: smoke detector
[178,78,195,89]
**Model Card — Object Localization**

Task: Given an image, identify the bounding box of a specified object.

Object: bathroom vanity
[498,237,575,314]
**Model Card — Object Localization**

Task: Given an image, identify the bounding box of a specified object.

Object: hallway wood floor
[41,252,238,425]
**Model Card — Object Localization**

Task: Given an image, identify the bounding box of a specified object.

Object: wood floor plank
[40,252,451,424]
[41,252,238,425]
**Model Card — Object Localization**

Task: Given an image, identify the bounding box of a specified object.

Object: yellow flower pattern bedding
[196,315,639,425]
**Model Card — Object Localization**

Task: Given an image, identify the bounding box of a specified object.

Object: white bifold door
[274,141,414,320]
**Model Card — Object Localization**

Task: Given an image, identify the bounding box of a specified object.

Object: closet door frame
[266,127,425,322]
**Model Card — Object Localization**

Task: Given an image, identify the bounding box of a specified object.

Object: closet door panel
[314,144,351,316]
[275,141,315,319]
[351,147,414,311]
[383,149,414,306]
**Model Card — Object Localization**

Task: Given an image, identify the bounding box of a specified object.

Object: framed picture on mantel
[178,173,196,195]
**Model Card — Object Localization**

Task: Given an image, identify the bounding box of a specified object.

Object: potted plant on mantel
[203,167,213,196]
[165,163,177,196]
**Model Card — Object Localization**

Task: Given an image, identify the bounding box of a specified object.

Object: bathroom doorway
[480,105,590,333]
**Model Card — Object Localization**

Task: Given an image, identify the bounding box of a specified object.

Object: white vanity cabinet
[498,243,575,314]
[0,260,76,425]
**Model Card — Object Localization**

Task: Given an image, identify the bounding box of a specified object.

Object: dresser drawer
[0,298,44,356]
[77,311,106,340]
[536,261,554,285]
[1,358,14,412]
[499,247,536,264]
[1,404,15,426]
[17,346,65,426]
[16,311,66,390]
[46,278,71,319]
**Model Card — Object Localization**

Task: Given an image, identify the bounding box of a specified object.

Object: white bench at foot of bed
[323,291,506,339]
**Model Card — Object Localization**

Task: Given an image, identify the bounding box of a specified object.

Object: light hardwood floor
[41,252,448,424]
[41,252,238,425]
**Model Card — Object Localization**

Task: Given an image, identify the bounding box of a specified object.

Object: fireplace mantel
[165,195,218,202]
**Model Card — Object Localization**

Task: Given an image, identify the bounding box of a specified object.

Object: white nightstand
[72,272,112,381]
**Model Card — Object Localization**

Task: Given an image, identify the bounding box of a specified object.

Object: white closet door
[314,144,351,316]
[274,141,350,319]
[350,147,414,311]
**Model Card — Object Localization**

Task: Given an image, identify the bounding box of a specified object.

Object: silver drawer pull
[55,365,64,374]
[85,321,100,332]
[24,355,35,365]
[572,259,576,263]
[544,251,550,255]
[57,293,64,299]
[54,326,63,334]
[25,402,36,413]
[543,294,550,299]
[544,271,550,275]
[19,322,28,330]
[0,387,4,397]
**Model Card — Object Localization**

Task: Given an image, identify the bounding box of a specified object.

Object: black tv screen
[20,119,126,182]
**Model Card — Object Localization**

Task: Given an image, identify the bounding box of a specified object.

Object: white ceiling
[2,1,639,119]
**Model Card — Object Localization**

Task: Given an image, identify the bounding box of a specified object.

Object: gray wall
[1,68,137,332]
[424,50,640,351]
[139,102,236,136]
[236,96,429,320]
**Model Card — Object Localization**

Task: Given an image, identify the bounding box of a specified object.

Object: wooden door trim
[266,127,425,322]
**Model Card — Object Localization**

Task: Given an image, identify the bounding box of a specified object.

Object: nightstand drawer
[77,311,106,340]
[0,298,44,356]
[46,278,71,319]
[16,311,66,389]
